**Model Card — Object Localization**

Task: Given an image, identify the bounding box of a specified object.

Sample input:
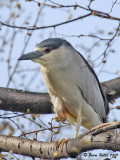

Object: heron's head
[18,38,73,66]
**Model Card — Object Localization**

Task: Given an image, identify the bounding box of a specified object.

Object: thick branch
[0,77,119,114]
[102,77,120,102]
[0,122,120,158]
[0,89,52,114]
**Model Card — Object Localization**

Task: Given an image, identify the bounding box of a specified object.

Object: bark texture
[0,88,52,114]
[0,122,120,159]
[0,77,120,158]
[0,77,120,114]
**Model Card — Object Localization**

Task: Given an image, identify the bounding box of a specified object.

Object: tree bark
[0,77,120,114]
[0,89,52,114]
[0,122,120,159]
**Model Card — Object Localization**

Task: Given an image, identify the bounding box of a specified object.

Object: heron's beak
[18,51,43,61]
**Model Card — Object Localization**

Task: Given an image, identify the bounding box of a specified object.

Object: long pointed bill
[18,51,43,61]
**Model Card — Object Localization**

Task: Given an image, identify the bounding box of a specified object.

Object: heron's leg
[53,97,66,123]
[52,113,66,123]
[74,109,82,138]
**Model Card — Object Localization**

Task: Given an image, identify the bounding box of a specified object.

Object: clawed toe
[52,116,66,123]
[56,138,71,152]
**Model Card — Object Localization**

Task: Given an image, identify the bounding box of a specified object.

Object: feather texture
[40,45,109,136]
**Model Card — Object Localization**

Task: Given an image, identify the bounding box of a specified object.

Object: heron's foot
[55,110,66,123]
[77,134,80,137]
[52,116,66,123]
[74,133,80,138]
[56,138,71,152]
[91,122,115,132]
[52,117,60,122]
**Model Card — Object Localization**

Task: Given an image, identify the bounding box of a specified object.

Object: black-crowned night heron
[18,38,109,139]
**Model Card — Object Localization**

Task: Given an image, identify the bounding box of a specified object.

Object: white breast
[41,64,83,118]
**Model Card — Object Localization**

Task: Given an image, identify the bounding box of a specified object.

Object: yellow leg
[56,138,71,152]
[55,109,66,123]
[74,111,82,138]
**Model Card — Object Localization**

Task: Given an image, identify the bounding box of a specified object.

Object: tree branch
[0,9,120,30]
[0,13,91,30]
[0,122,120,158]
[0,89,52,114]
[102,77,120,102]
[0,77,120,114]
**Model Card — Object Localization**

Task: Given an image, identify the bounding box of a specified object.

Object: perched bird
[18,38,109,138]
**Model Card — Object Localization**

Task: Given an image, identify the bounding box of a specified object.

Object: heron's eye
[45,48,51,54]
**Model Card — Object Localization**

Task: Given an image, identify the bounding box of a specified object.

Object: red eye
[45,48,51,53]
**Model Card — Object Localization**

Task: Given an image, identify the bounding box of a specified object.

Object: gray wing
[76,51,109,122]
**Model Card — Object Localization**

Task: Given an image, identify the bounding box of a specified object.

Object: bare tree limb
[0,77,119,114]
[0,122,120,159]
[0,9,120,31]
[0,13,91,31]
[0,89,52,114]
